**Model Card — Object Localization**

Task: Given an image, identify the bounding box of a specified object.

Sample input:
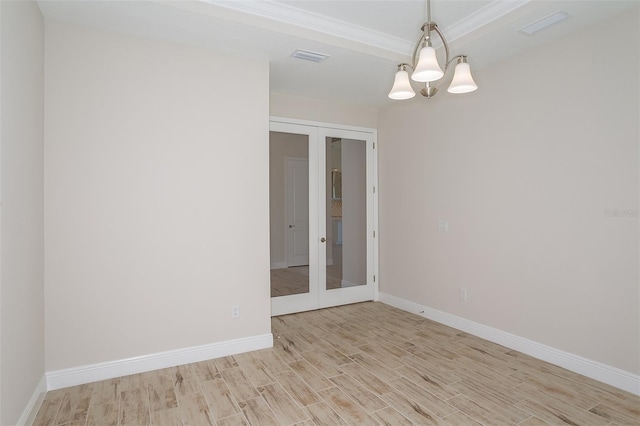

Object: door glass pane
[270,131,310,297]
[326,137,367,290]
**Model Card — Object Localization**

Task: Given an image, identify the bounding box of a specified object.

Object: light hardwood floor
[33,302,639,425]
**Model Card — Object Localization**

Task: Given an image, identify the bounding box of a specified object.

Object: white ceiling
[37,0,638,108]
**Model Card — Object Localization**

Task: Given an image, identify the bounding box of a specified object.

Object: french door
[270,119,377,316]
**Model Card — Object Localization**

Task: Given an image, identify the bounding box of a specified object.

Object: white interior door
[285,158,309,267]
[318,129,376,309]
[271,122,319,315]
[270,119,377,316]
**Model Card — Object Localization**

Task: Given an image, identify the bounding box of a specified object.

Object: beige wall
[0,1,45,423]
[270,132,308,266]
[45,22,271,371]
[271,92,378,129]
[378,8,639,375]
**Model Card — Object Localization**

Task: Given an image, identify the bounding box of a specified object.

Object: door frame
[270,117,379,316]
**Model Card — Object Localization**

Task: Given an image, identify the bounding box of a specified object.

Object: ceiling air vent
[291,49,330,63]
[518,11,571,36]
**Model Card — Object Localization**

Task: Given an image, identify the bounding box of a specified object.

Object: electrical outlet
[439,220,448,231]
[231,305,240,318]
[459,288,468,302]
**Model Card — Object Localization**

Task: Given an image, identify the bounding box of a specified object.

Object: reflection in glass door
[318,129,375,310]
[325,138,367,291]
[269,131,309,298]
[270,121,376,316]
[269,124,320,316]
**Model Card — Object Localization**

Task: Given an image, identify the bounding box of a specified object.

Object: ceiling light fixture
[388,0,477,100]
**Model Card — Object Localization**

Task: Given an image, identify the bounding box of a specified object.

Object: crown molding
[202,0,411,54]
[444,0,532,42]
[200,0,532,57]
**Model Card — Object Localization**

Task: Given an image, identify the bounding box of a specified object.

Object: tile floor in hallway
[33,302,639,425]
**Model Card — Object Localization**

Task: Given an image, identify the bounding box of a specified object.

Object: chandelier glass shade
[412,45,444,82]
[388,66,416,100]
[447,58,477,94]
[388,0,477,100]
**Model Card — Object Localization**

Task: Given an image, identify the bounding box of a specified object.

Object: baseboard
[17,375,47,425]
[379,292,640,396]
[270,261,287,270]
[46,333,273,391]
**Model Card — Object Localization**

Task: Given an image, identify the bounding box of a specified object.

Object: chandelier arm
[431,24,450,72]
[418,53,470,97]
[446,55,467,69]
[411,33,424,69]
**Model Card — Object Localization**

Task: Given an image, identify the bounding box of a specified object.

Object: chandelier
[388,0,478,100]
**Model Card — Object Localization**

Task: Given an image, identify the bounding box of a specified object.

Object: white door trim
[271,116,376,134]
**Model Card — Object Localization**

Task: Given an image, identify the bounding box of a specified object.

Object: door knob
[320,237,326,243]
[289,225,294,228]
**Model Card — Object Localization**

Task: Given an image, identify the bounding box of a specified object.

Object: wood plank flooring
[33,302,639,425]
